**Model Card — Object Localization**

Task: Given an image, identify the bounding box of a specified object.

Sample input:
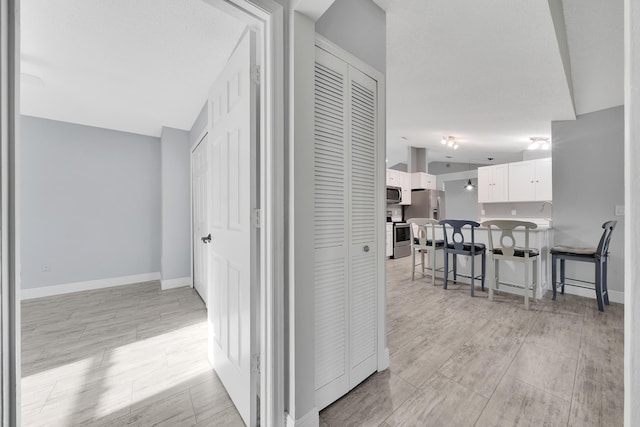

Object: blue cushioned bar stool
[551,220,617,311]
[439,219,486,296]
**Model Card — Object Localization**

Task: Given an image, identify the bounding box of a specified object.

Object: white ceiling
[376,0,623,166]
[20,0,246,137]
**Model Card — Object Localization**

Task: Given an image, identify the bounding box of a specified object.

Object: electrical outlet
[511,209,517,216]
[41,264,51,273]
[481,209,486,216]
[615,205,625,216]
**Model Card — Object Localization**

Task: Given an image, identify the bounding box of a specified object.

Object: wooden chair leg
[421,250,425,276]
[431,250,437,286]
[443,252,449,289]
[560,258,566,294]
[552,254,557,300]
[489,259,497,301]
[411,247,416,281]
[595,261,605,311]
[470,254,475,297]
[603,258,610,305]
[453,254,457,283]
[533,259,538,301]
[481,251,486,291]
[524,258,530,310]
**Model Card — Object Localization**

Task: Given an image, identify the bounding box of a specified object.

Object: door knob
[201,234,212,244]
[364,245,370,252]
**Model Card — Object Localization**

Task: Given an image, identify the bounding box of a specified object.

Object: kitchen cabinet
[508,158,552,201]
[386,169,401,187]
[387,169,411,205]
[399,172,412,205]
[477,164,509,203]
[386,223,393,257]
[411,172,436,190]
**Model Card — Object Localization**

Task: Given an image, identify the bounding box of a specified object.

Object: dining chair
[439,219,486,296]
[406,218,444,285]
[551,220,617,311]
[483,220,539,309]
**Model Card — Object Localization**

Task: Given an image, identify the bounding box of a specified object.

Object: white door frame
[0,0,285,426]
[1,0,21,425]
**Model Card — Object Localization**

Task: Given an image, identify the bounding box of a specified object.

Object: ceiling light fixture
[465,179,475,191]
[528,137,550,151]
[442,136,458,149]
[464,161,475,191]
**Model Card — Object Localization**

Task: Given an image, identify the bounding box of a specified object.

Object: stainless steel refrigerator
[404,190,446,221]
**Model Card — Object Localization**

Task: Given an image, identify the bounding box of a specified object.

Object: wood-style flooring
[21,282,243,427]
[320,256,624,427]
[22,257,623,426]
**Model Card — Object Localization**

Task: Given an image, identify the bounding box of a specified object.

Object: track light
[528,137,550,151]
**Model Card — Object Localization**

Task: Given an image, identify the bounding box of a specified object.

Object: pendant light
[464,178,475,191]
[464,161,475,191]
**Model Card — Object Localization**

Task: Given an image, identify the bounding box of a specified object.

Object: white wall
[551,106,625,294]
[21,116,161,290]
[160,126,191,282]
[315,0,386,73]
[625,0,640,422]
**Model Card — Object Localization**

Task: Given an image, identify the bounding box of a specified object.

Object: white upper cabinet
[386,169,412,205]
[508,158,552,201]
[399,172,412,205]
[411,172,436,190]
[477,164,509,203]
[386,169,400,187]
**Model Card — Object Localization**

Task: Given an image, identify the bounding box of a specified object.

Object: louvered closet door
[314,47,350,410]
[314,45,379,410]
[348,66,378,387]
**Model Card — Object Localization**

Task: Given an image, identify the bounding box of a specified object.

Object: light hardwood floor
[22,257,623,427]
[320,256,624,427]
[21,282,243,427]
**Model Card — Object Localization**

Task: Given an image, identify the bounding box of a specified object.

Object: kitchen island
[413,220,553,300]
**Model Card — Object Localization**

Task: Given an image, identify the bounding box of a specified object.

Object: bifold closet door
[347,65,378,387]
[313,45,378,410]
[313,47,350,410]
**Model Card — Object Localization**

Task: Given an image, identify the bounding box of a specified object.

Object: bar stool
[551,220,617,311]
[439,219,486,296]
[406,218,445,285]
[483,220,539,309]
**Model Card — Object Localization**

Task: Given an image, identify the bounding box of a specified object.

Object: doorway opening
[6,0,284,426]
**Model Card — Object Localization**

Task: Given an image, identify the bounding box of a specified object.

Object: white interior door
[192,135,210,304]
[348,65,378,387]
[207,30,259,427]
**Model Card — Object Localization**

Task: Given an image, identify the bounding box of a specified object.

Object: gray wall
[429,161,485,175]
[160,127,191,281]
[443,178,480,221]
[316,0,386,73]
[552,106,625,293]
[21,116,161,289]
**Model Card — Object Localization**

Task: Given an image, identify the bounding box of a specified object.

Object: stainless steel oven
[393,223,411,258]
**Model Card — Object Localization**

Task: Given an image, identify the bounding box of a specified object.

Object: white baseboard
[286,408,319,427]
[560,285,625,304]
[160,276,192,290]
[21,272,161,300]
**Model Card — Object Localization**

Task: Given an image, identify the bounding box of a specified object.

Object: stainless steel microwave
[386,186,402,204]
